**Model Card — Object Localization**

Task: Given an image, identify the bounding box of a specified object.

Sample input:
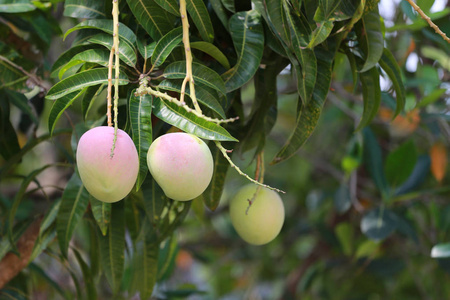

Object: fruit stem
[179,0,202,114]
[110,0,120,158]
[107,49,114,127]
[255,152,265,184]
[136,81,239,124]
[215,141,285,194]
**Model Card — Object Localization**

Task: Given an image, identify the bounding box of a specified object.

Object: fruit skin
[76,126,139,203]
[147,132,213,201]
[229,184,285,245]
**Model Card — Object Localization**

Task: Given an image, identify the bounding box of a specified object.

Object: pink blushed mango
[147,132,213,201]
[76,126,139,203]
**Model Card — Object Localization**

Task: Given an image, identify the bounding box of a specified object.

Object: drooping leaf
[361,207,397,241]
[29,227,57,263]
[263,0,290,46]
[283,2,317,103]
[82,84,106,119]
[355,65,381,130]
[190,41,230,69]
[151,27,183,69]
[88,33,137,67]
[0,218,33,261]
[129,91,153,190]
[130,222,158,299]
[48,90,85,135]
[186,0,214,43]
[209,0,228,27]
[220,0,235,12]
[0,0,35,13]
[126,0,175,40]
[137,38,157,60]
[8,165,53,253]
[384,140,417,187]
[56,172,90,257]
[73,249,97,300]
[154,0,180,16]
[141,176,166,225]
[363,127,390,199]
[157,79,226,118]
[164,61,226,96]
[64,19,137,50]
[39,199,61,236]
[395,155,431,196]
[98,200,125,293]
[272,36,341,164]
[90,196,111,236]
[355,7,383,72]
[203,145,229,211]
[0,95,21,160]
[63,0,106,18]
[379,48,406,117]
[152,97,238,141]
[4,89,38,125]
[221,10,264,92]
[46,68,128,100]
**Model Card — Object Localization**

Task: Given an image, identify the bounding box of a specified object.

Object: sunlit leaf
[64,0,106,18]
[88,33,137,67]
[190,41,230,69]
[56,172,90,257]
[0,0,35,13]
[361,207,397,241]
[58,48,110,79]
[151,27,183,69]
[432,243,450,258]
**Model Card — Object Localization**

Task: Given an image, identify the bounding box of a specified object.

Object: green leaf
[56,172,90,257]
[130,223,158,299]
[190,41,230,69]
[151,27,183,69]
[63,0,106,18]
[335,222,353,256]
[0,0,35,13]
[137,39,157,60]
[431,243,450,258]
[379,48,406,117]
[416,88,447,108]
[58,48,110,78]
[46,68,128,100]
[355,65,381,131]
[73,249,97,300]
[334,183,351,214]
[220,0,235,12]
[263,0,290,46]
[363,127,389,199]
[384,140,417,187]
[164,61,226,96]
[221,10,264,92]
[0,219,33,261]
[209,0,228,28]
[141,176,167,225]
[51,45,94,78]
[89,33,137,67]
[30,227,57,262]
[394,155,430,196]
[29,263,67,299]
[129,91,153,191]
[64,19,137,50]
[8,165,53,253]
[152,97,238,141]
[126,0,175,40]
[272,37,340,164]
[186,0,214,43]
[154,0,180,16]
[98,201,125,293]
[82,84,106,119]
[203,145,229,211]
[361,207,397,241]
[0,95,20,160]
[48,90,85,135]
[157,79,226,118]
[307,21,334,48]
[39,199,61,236]
[90,197,111,236]
[356,7,383,72]
[283,2,317,103]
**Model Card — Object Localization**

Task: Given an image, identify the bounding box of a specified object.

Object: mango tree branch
[404,0,450,43]
[179,0,202,113]
[106,48,114,127]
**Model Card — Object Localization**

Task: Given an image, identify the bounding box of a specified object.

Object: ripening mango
[147,132,213,201]
[76,126,139,203]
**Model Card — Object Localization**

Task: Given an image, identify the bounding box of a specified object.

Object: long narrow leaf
[379,48,406,117]
[186,0,214,43]
[355,66,381,131]
[48,90,85,135]
[90,196,111,236]
[88,33,137,67]
[151,27,183,68]
[356,7,383,72]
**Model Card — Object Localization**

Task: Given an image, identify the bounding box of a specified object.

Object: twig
[405,0,450,43]
[215,141,285,194]
[110,0,120,157]
[106,48,114,127]
[179,0,202,113]
[0,55,44,89]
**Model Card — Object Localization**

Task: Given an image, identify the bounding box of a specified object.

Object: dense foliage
[0,0,449,299]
